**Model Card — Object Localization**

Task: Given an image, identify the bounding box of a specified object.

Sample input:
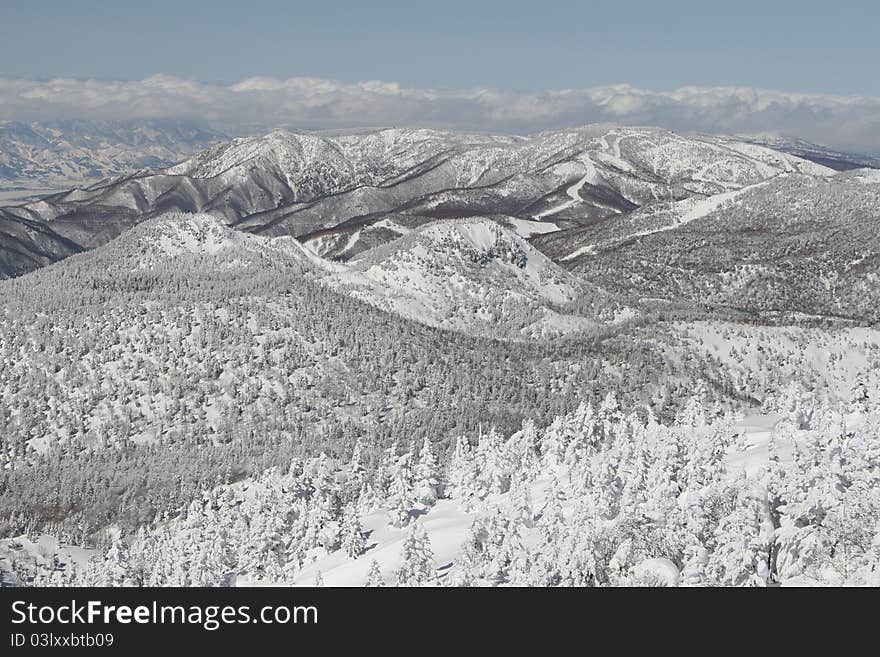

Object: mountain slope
[533,172,880,322]
[324,217,623,339]
[4,210,880,544]
[0,125,832,279]
[0,211,690,533]
[81,212,324,274]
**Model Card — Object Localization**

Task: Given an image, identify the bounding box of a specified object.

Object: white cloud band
[2,75,879,153]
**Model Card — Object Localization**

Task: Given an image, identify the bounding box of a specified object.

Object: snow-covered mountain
[0,125,833,279]
[31,212,613,340]
[3,203,879,589]
[2,126,879,591]
[85,212,325,274]
[534,171,880,322]
[324,217,620,339]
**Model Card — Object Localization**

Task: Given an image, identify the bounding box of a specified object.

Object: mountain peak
[136,212,242,256]
[90,212,321,273]
[320,217,619,339]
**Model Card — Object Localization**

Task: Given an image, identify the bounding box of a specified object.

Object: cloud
[1,75,879,153]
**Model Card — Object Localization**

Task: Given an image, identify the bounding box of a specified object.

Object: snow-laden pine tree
[540,416,567,470]
[100,535,136,586]
[387,469,414,528]
[563,402,598,465]
[588,447,624,520]
[848,375,871,414]
[597,391,623,445]
[447,519,488,586]
[346,438,368,501]
[394,525,435,586]
[356,481,381,515]
[706,487,774,587]
[447,435,481,508]
[414,437,442,506]
[676,379,709,428]
[477,426,512,495]
[511,418,541,480]
[340,506,366,559]
[509,475,535,528]
[481,508,525,585]
[364,559,384,587]
[679,544,709,587]
[240,510,285,581]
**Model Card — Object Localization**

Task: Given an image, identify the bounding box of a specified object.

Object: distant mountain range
[2,120,875,197]
[1,123,879,322]
[0,125,835,276]
[732,134,880,171]
[0,119,227,199]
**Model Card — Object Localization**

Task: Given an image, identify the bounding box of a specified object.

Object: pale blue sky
[3,0,879,151]
[2,0,878,95]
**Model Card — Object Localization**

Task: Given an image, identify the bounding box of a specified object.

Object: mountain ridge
[0,124,835,280]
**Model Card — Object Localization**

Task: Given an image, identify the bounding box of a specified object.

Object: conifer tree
[387,470,414,528]
[447,435,480,506]
[707,490,774,587]
[394,525,435,586]
[364,559,384,587]
[414,437,441,506]
[340,506,366,559]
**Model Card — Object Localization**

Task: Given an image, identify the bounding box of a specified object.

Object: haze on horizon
[2,0,879,152]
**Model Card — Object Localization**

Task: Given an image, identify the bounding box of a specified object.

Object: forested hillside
[1,125,877,589]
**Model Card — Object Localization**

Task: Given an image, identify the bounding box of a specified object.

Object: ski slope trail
[533,166,595,219]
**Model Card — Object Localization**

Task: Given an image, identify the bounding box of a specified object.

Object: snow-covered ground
[285,502,476,587]
[0,534,96,586]
[533,168,596,219]
[504,218,560,238]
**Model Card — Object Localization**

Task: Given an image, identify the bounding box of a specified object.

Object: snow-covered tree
[340,506,366,559]
[394,525,435,586]
[447,435,480,507]
[707,489,774,587]
[364,559,384,587]
[414,437,442,506]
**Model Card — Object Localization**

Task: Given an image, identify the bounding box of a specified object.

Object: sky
[2,0,880,151]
